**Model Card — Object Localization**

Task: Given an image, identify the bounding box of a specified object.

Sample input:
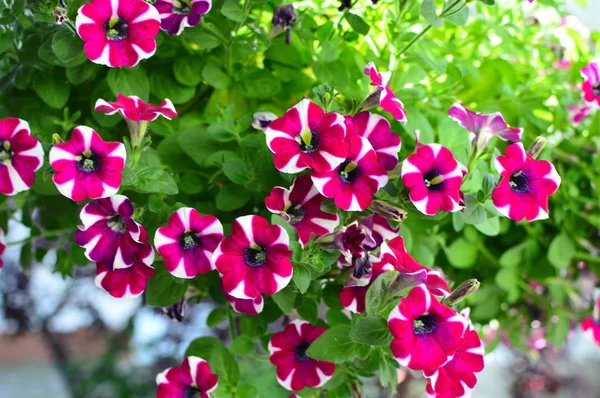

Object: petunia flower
[76,0,161,68]
[0,227,5,269]
[95,227,155,299]
[388,284,468,371]
[268,320,336,391]
[448,101,523,156]
[581,61,600,108]
[363,62,407,124]
[49,126,126,202]
[154,208,223,279]
[0,118,44,196]
[74,195,144,269]
[264,175,339,247]
[94,94,178,122]
[340,260,394,313]
[252,112,278,131]
[345,111,401,171]
[225,289,264,316]
[401,141,465,216]
[568,104,592,126]
[156,356,219,398]
[312,136,388,211]
[581,296,600,346]
[265,99,347,174]
[212,215,293,299]
[154,0,212,36]
[491,143,561,221]
[552,59,572,69]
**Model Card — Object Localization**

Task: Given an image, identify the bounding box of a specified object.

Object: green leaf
[20,241,32,270]
[292,262,311,294]
[499,244,524,268]
[0,30,14,54]
[239,69,282,99]
[203,62,231,89]
[150,71,195,104]
[345,12,370,35]
[230,335,254,356]
[319,41,340,63]
[447,4,470,26]
[223,159,249,184]
[349,315,392,346]
[52,30,86,65]
[185,337,240,387]
[216,185,251,211]
[107,68,150,100]
[477,0,495,4]
[173,56,204,88]
[207,308,229,327]
[421,0,443,27]
[222,0,245,22]
[146,264,188,307]
[463,195,487,225]
[237,384,260,398]
[297,298,319,324]
[481,174,497,197]
[32,72,70,109]
[365,271,397,315]
[474,216,500,236]
[446,238,478,269]
[271,284,297,314]
[128,149,179,195]
[307,325,357,363]
[547,233,575,269]
[495,268,520,303]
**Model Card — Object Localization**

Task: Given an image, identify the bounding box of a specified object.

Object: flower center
[183,385,202,398]
[76,150,100,173]
[338,161,359,183]
[423,170,444,191]
[413,314,436,335]
[286,204,305,224]
[295,341,311,361]
[296,130,319,153]
[179,232,200,250]
[0,141,13,165]
[172,0,192,14]
[593,82,600,97]
[106,214,127,234]
[105,16,128,41]
[509,170,529,193]
[244,244,267,268]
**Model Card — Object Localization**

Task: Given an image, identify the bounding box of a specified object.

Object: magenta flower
[312,136,388,211]
[49,126,126,202]
[581,296,600,346]
[491,143,561,221]
[388,284,468,371]
[553,59,572,69]
[0,227,5,269]
[0,118,44,196]
[95,227,155,299]
[568,104,592,126]
[401,143,465,216]
[74,195,144,269]
[94,94,177,121]
[212,215,293,299]
[448,101,523,156]
[154,0,211,35]
[268,320,336,391]
[265,99,347,173]
[581,61,600,108]
[156,356,218,398]
[225,290,264,316]
[154,208,223,279]
[252,112,278,131]
[364,62,407,124]
[264,175,339,247]
[340,260,393,313]
[76,0,161,68]
[346,111,401,171]
[423,318,485,398]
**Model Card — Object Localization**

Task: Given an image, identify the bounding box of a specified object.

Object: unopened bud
[527,137,547,159]
[52,133,64,145]
[444,279,480,306]
[162,298,186,322]
[370,200,407,223]
[358,88,383,113]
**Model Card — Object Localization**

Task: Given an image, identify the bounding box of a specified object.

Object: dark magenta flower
[364,62,407,124]
[76,0,161,68]
[94,94,178,121]
[265,99,347,173]
[268,320,336,391]
[491,143,561,221]
[265,175,339,247]
[346,111,401,171]
[581,61,600,108]
[154,208,223,279]
[156,356,219,398]
[49,126,126,202]
[154,0,211,35]
[581,296,600,346]
[212,215,293,299]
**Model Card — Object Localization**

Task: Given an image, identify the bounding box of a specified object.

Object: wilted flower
[53,7,68,24]
[162,298,186,322]
[340,260,394,313]
[252,112,278,131]
[581,61,600,108]
[370,200,407,223]
[268,320,336,391]
[363,63,407,124]
[527,136,546,158]
[271,5,296,44]
[444,279,480,306]
[154,0,212,35]
[568,104,592,126]
[156,356,219,398]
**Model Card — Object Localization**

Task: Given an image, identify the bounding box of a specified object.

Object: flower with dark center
[312,136,388,211]
[156,356,219,398]
[364,62,408,124]
[155,208,223,279]
[212,215,293,299]
[492,143,561,221]
[154,0,212,36]
[50,126,125,202]
[76,0,161,68]
[388,284,468,371]
[269,320,336,391]
[423,170,444,191]
[266,99,347,174]
[581,61,600,107]
[0,118,44,196]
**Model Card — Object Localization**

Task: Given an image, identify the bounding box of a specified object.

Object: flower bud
[252,112,278,131]
[52,133,64,145]
[370,200,407,223]
[358,87,383,113]
[161,298,186,322]
[444,279,480,306]
[527,137,547,159]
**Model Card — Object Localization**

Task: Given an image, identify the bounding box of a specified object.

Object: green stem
[228,309,237,340]
[7,228,73,247]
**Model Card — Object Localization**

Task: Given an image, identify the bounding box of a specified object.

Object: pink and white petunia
[401,142,465,216]
[156,356,219,398]
[212,215,293,299]
[264,175,339,247]
[581,61,600,108]
[154,0,212,36]
[74,195,144,269]
[95,227,155,299]
[447,102,523,156]
[581,296,600,346]
[265,99,347,173]
[268,320,336,391]
[0,227,5,269]
[491,143,561,221]
[346,112,401,171]
[225,290,264,316]
[388,284,468,371]
[312,136,388,211]
[49,126,126,202]
[568,104,592,126]
[423,316,485,398]
[0,118,44,196]
[154,208,223,279]
[94,94,177,121]
[364,62,407,124]
[340,260,394,313]
[76,0,161,68]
